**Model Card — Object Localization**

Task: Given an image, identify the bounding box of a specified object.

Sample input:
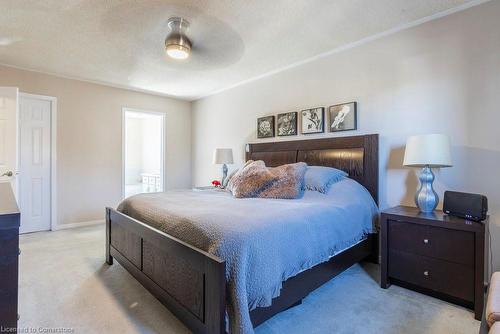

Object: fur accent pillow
[258,162,307,199]
[226,160,254,191]
[229,160,276,198]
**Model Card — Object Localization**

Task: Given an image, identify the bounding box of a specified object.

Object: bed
[105,134,379,334]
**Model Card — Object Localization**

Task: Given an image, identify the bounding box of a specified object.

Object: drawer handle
[423,239,429,244]
[423,270,429,277]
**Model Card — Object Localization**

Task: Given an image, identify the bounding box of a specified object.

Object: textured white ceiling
[0,0,481,100]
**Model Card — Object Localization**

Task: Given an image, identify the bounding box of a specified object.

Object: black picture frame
[328,102,357,132]
[276,112,298,136]
[300,107,325,134]
[257,116,275,138]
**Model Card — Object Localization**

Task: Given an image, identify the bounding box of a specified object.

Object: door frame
[121,107,166,199]
[19,92,58,231]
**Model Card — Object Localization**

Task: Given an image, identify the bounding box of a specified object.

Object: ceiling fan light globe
[165,17,192,61]
[166,44,190,60]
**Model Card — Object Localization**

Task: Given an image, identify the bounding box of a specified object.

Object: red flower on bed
[212,180,221,187]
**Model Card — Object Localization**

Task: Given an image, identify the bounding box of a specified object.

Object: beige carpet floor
[19,225,480,334]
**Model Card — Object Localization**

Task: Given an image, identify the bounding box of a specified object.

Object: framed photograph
[277,112,298,136]
[329,102,357,132]
[257,116,275,138]
[301,107,324,134]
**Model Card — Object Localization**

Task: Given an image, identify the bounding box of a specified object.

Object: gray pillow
[303,166,348,193]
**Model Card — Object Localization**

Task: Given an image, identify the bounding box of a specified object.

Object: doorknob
[1,171,13,177]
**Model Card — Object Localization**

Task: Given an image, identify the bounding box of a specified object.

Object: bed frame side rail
[105,207,226,334]
[249,233,377,327]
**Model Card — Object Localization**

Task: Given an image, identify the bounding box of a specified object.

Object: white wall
[192,1,500,271]
[0,65,191,227]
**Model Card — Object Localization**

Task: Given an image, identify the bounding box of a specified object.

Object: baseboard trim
[52,219,105,231]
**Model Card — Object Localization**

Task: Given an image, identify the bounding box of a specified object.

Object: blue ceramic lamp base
[221,163,228,187]
[415,165,439,213]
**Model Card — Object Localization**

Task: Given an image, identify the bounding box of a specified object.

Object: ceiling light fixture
[165,17,191,60]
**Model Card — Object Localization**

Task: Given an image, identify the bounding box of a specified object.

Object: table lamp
[403,134,452,213]
[213,148,233,186]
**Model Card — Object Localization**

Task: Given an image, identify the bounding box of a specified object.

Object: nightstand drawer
[388,220,474,266]
[389,250,474,302]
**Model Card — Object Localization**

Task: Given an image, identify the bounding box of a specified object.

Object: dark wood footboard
[106,207,226,334]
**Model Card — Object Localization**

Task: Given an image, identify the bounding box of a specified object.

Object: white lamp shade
[213,148,233,164]
[403,134,452,167]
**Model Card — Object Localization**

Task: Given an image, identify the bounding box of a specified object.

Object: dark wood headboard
[246,134,379,204]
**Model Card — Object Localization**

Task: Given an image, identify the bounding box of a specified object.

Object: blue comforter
[117,178,378,333]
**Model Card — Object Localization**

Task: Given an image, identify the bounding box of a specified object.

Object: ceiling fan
[161,13,243,69]
[165,17,192,60]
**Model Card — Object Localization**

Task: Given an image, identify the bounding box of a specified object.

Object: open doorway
[122,108,165,198]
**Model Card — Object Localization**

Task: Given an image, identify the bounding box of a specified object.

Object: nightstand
[192,186,215,191]
[380,206,487,320]
[192,186,226,192]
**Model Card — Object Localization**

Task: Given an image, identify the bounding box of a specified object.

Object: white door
[19,95,52,233]
[0,87,19,195]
